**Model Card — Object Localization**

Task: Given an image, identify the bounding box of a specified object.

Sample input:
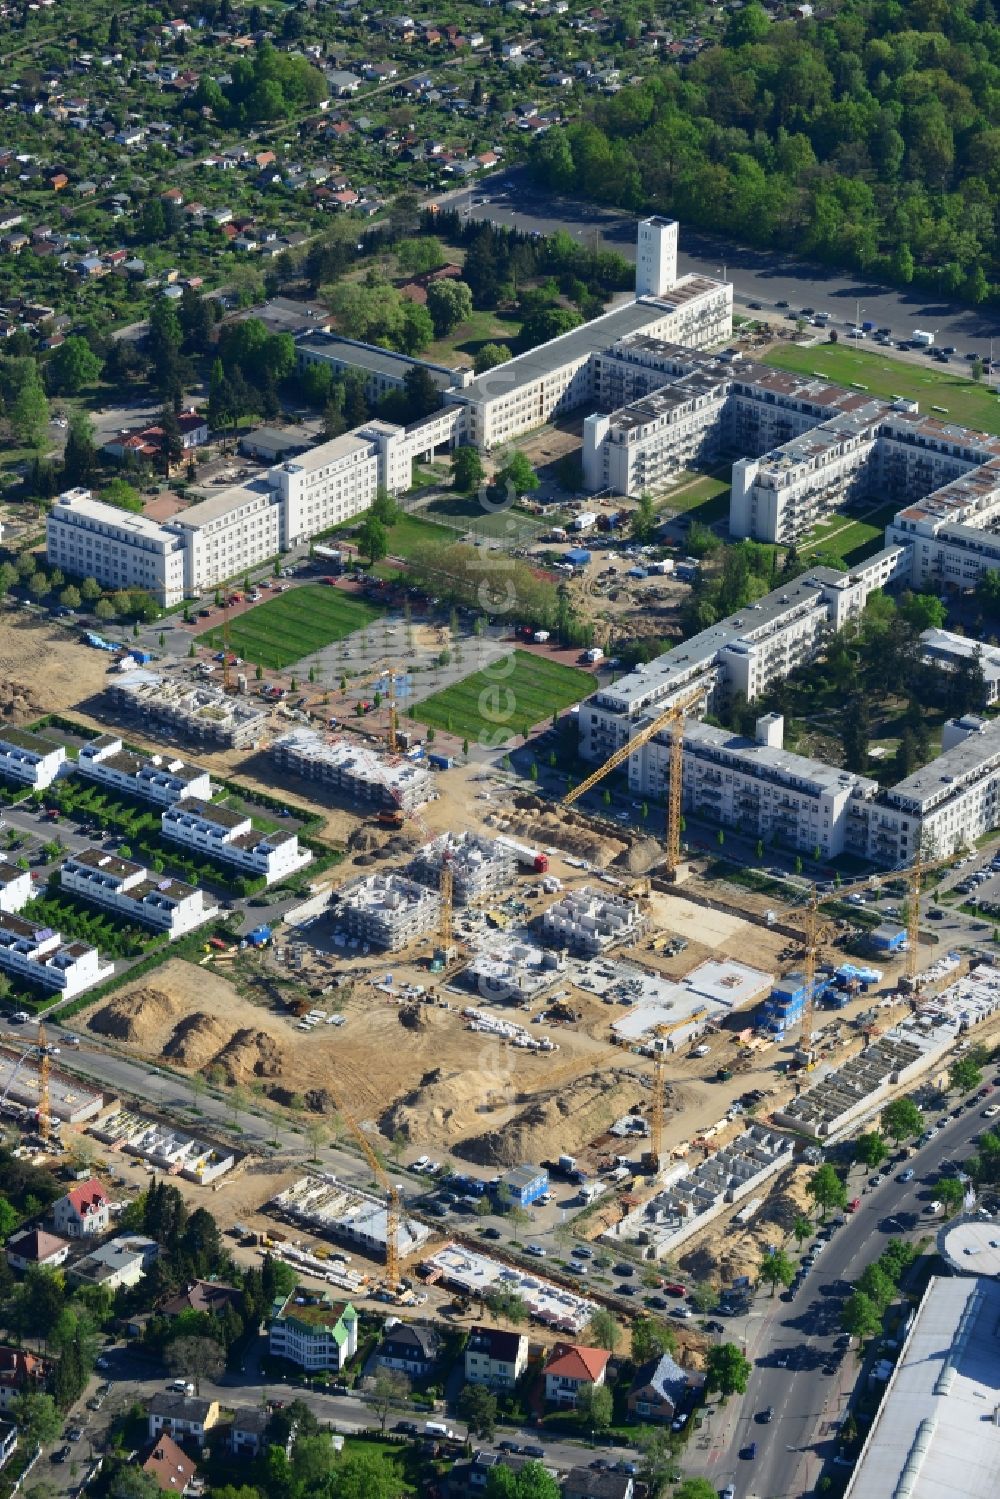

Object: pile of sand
[615,837,662,874]
[88,988,181,1043]
[381,1065,491,1145]
[213,1028,285,1083]
[0,679,46,722]
[678,1165,814,1288]
[489,801,624,868]
[459,1068,640,1167]
[163,1013,231,1070]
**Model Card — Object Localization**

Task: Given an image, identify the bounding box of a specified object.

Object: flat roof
[845,1276,1000,1499]
[457,289,719,405]
[296,331,458,386]
[886,716,1000,812]
[53,489,177,543]
[276,431,373,475]
[684,719,880,797]
[938,1215,1000,1277]
[0,727,61,758]
[169,480,276,531]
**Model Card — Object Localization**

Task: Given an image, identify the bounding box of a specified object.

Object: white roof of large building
[937,1215,1000,1277]
[275,431,374,475]
[845,1276,1000,1499]
[51,488,177,544]
[169,480,276,531]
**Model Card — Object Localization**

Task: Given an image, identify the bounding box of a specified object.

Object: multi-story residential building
[919,628,1000,706]
[60,850,217,938]
[268,1291,357,1372]
[0,864,32,915]
[464,1327,529,1390]
[161,799,311,885]
[66,1233,159,1291]
[577,553,905,773]
[77,736,213,806]
[864,714,1000,864]
[269,729,435,812]
[295,331,463,407]
[47,489,187,606]
[171,482,283,596]
[583,365,728,496]
[333,872,440,951]
[0,728,66,789]
[673,716,880,860]
[0,914,113,998]
[53,1177,111,1238]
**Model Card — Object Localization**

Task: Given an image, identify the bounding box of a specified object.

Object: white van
[424,1421,454,1438]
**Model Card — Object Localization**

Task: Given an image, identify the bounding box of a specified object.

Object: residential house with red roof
[543,1343,610,1408]
[52,1177,110,1239]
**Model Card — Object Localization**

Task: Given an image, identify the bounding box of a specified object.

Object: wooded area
[530,0,1000,300]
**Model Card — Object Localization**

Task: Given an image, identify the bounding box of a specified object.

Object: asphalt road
[450,170,1000,364]
[702,1088,993,1499]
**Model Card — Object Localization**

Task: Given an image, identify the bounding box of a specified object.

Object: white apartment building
[77,736,213,806]
[268,1292,358,1372]
[663,715,880,860]
[0,864,31,915]
[60,849,218,938]
[867,714,1000,864]
[730,409,882,544]
[270,431,379,545]
[583,366,728,495]
[578,554,903,767]
[920,628,1000,706]
[0,728,66,789]
[47,488,187,606]
[161,797,312,885]
[172,482,282,595]
[295,330,462,405]
[0,913,113,997]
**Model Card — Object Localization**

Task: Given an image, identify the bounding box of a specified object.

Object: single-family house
[562,1469,634,1499]
[148,1393,219,1444]
[543,1344,610,1408]
[161,1281,244,1320]
[375,1323,439,1377]
[230,1406,270,1457]
[52,1177,111,1239]
[626,1352,694,1424]
[0,1347,48,1415]
[5,1228,71,1273]
[142,1432,197,1493]
[464,1327,528,1390]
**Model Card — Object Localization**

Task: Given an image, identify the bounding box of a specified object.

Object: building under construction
[0,1047,105,1125]
[540,885,644,955]
[333,873,441,951]
[269,1173,432,1260]
[408,833,517,907]
[105,671,267,749]
[270,728,434,812]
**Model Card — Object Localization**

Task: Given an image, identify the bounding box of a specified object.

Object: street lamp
[855,302,865,334]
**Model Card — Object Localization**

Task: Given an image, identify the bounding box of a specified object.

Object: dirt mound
[614,837,662,874]
[398,1002,429,1030]
[459,1068,639,1168]
[87,988,181,1043]
[305,1088,337,1114]
[488,796,624,868]
[0,679,46,723]
[678,1165,813,1287]
[213,1028,285,1084]
[163,1012,231,1070]
[347,827,379,853]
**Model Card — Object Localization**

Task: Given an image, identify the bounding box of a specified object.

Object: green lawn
[198,585,384,670]
[413,650,594,743]
[424,493,547,543]
[764,343,1000,436]
[797,500,902,567]
[656,470,732,525]
[423,307,522,368]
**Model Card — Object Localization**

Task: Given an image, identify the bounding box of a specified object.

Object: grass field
[424,493,549,543]
[198,585,384,670]
[797,499,901,567]
[413,649,594,743]
[423,307,522,369]
[764,342,1000,436]
[656,470,732,526]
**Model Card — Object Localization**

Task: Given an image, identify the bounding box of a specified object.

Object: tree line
[530,0,1000,301]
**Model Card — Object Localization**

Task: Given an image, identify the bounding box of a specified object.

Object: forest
[529,0,1000,300]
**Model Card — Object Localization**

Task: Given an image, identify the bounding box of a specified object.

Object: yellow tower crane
[562,685,704,875]
[36,1021,51,1143]
[440,858,454,949]
[339,1105,402,1291]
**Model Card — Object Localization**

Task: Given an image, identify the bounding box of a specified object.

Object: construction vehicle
[376,809,405,830]
[562,685,704,879]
